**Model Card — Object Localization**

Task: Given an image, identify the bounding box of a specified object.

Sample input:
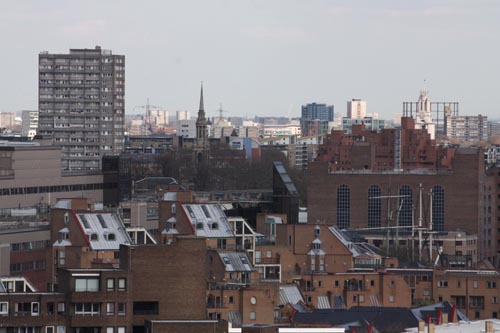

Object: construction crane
[133,99,164,134]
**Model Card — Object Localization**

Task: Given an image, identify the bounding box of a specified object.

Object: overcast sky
[0,0,499,119]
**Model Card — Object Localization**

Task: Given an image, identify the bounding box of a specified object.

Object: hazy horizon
[1,1,499,120]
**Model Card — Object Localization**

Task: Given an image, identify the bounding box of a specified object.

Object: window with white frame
[118,278,126,291]
[249,312,256,320]
[75,278,99,292]
[106,303,115,315]
[118,327,125,333]
[0,301,8,315]
[74,303,100,316]
[106,328,114,333]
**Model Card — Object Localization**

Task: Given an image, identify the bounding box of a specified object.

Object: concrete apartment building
[38,46,125,172]
[445,115,488,141]
[21,110,39,139]
[347,98,367,119]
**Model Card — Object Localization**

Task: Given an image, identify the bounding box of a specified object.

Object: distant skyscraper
[300,103,334,136]
[38,46,125,172]
[176,111,190,121]
[445,115,488,141]
[347,98,366,119]
[0,112,16,130]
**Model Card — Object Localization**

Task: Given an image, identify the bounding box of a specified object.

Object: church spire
[198,82,205,121]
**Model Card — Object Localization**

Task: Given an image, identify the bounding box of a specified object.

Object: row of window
[74,277,126,292]
[438,280,498,289]
[10,260,46,273]
[11,240,51,252]
[336,184,445,230]
[0,183,116,196]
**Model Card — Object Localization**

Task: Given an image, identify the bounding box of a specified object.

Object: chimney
[418,321,425,333]
[486,321,493,333]
[428,323,435,333]
[441,312,448,325]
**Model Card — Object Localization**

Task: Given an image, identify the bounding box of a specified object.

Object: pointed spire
[199,81,204,113]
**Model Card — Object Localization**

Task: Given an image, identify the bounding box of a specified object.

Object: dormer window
[90,233,98,241]
[196,222,204,229]
[212,222,219,229]
[105,233,116,241]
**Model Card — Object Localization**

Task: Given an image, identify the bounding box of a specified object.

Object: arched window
[399,185,413,227]
[337,185,350,229]
[368,185,381,227]
[432,186,445,231]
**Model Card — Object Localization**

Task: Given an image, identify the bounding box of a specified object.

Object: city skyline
[0,1,499,119]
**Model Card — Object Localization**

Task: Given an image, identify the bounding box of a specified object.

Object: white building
[177,119,196,138]
[150,109,169,127]
[446,115,488,141]
[347,98,367,119]
[176,110,190,121]
[21,110,39,139]
[414,90,436,140]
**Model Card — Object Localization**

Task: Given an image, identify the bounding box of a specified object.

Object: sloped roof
[280,284,304,305]
[329,226,382,259]
[228,311,242,328]
[317,295,331,309]
[219,252,253,272]
[76,213,130,250]
[293,307,419,333]
[182,204,234,238]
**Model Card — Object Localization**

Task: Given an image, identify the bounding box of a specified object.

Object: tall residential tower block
[38,46,125,172]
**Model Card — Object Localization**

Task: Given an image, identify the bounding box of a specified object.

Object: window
[0,302,8,315]
[337,185,350,228]
[75,278,99,292]
[217,239,227,249]
[32,302,40,316]
[470,296,484,309]
[437,280,449,287]
[74,303,100,316]
[46,327,55,333]
[318,280,323,287]
[389,295,395,303]
[133,302,158,315]
[118,328,125,333]
[229,296,234,304]
[334,280,339,287]
[107,328,114,333]
[107,278,114,291]
[57,327,66,333]
[106,303,115,315]
[118,278,126,291]
[117,303,126,316]
[488,281,497,289]
[473,280,478,289]
[399,185,413,227]
[249,311,256,320]
[432,186,445,231]
[57,303,65,314]
[493,296,498,304]
[368,185,382,227]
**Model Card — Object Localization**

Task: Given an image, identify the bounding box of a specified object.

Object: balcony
[256,257,280,265]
